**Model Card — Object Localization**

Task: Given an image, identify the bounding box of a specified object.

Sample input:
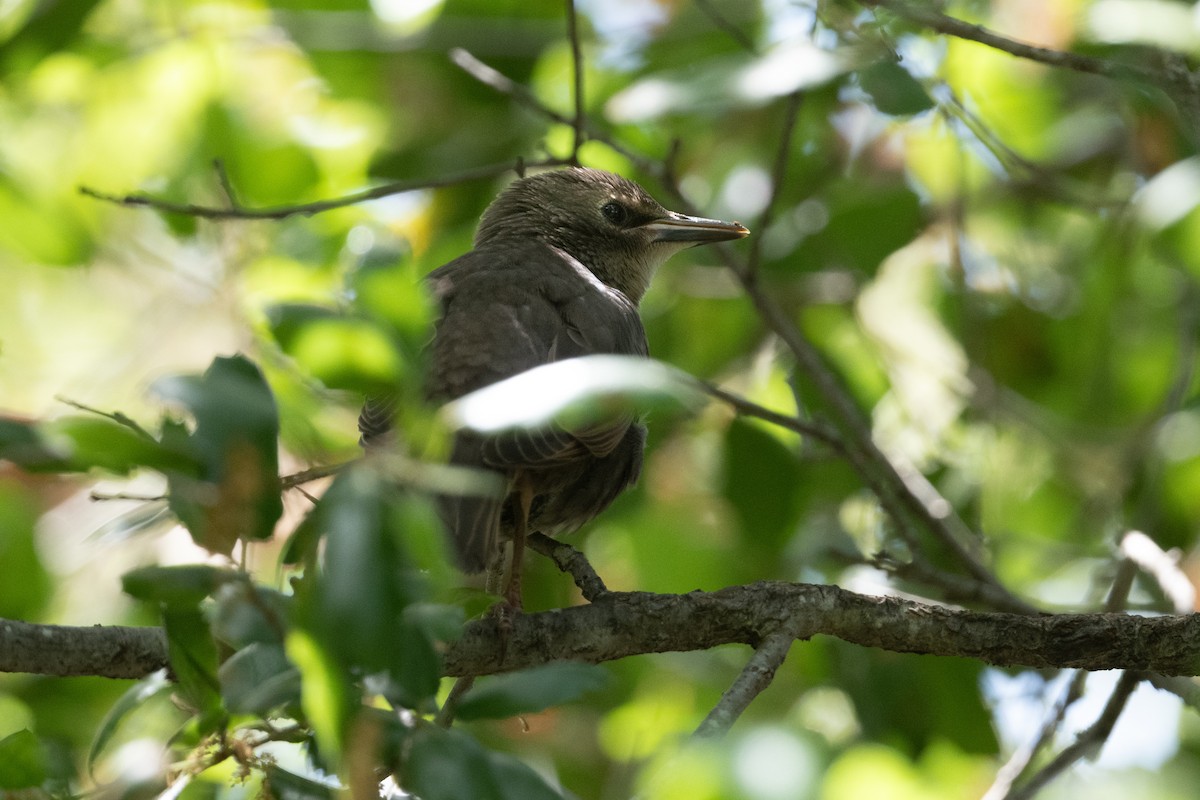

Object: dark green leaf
[0,482,51,619]
[456,662,609,721]
[858,60,934,116]
[0,730,46,789]
[218,643,300,714]
[163,609,224,724]
[152,355,283,554]
[722,419,804,553]
[44,416,198,475]
[402,727,565,800]
[122,565,237,608]
[263,765,333,800]
[210,584,290,646]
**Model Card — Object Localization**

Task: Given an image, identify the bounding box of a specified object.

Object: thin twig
[699,381,844,451]
[435,675,476,728]
[564,0,586,161]
[527,533,609,601]
[745,90,805,279]
[450,48,663,175]
[861,0,1162,84]
[1005,671,1141,800]
[55,396,156,440]
[81,159,561,221]
[280,462,352,490]
[693,626,802,738]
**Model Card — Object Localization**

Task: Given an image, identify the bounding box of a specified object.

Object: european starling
[360,167,748,587]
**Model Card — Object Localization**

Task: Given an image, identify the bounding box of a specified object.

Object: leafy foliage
[2,1,1200,799]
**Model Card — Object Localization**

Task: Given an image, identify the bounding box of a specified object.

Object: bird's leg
[503,472,535,613]
[492,473,533,663]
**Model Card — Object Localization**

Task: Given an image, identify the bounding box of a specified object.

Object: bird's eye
[601,201,630,226]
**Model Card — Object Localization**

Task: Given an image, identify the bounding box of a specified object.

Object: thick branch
[5,584,1198,681]
[0,619,167,679]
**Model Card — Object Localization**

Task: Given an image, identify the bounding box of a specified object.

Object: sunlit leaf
[0,730,46,789]
[441,355,702,435]
[163,608,224,725]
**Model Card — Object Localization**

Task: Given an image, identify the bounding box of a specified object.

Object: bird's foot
[488,595,521,664]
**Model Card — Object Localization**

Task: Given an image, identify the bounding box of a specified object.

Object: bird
[360,167,748,603]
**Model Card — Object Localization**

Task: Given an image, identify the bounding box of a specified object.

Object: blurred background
[3,0,1200,798]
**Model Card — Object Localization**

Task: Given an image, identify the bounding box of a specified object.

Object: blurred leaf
[122,565,237,608]
[0,481,51,619]
[302,466,441,706]
[0,417,63,469]
[721,418,804,553]
[44,416,198,475]
[218,643,301,715]
[267,305,406,392]
[286,629,352,764]
[210,583,291,647]
[858,61,934,116]
[164,608,224,725]
[402,727,564,800]
[87,670,171,770]
[263,764,333,800]
[0,730,46,789]
[152,355,283,554]
[442,355,703,434]
[607,41,859,122]
[456,662,609,721]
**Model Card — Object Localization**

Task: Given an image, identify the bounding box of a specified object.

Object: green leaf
[456,662,609,721]
[0,730,46,789]
[163,608,224,724]
[0,482,51,619]
[442,355,702,435]
[210,584,290,646]
[0,417,63,470]
[263,765,333,800]
[721,419,804,553]
[858,60,934,116]
[87,670,172,771]
[152,355,283,554]
[218,643,300,714]
[402,727,565,800]
[267,304,405,392]
[122,565,237,608]
[44,416,198,475]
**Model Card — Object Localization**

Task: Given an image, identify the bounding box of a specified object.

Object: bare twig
[81,159,562,221]
[436,675,477,728]
[564,0,586,161]
[860,0,1162,84]
[527,532,609,601]
[693,625,802,738]
[55,396,156,440]
[1005,671,1141,800]
[745,91,805,279]
[280,462,352,491]
[699,381,844,451]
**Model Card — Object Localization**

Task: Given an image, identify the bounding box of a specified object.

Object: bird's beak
[643,211,750,244]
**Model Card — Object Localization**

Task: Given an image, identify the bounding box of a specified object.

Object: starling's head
[475,167,749,303]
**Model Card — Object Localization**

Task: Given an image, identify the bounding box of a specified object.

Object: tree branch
[5,584,1197,684]
[693,625,798,738]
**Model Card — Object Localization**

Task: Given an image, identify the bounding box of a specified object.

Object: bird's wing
[429,242,647,469]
